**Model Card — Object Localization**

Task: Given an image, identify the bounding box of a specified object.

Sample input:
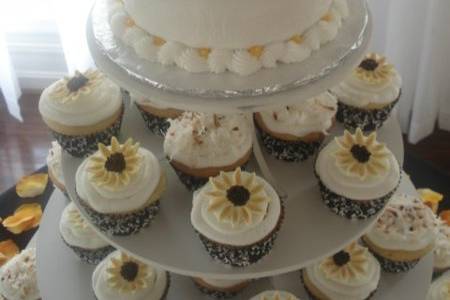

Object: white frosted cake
[106,0,349,75]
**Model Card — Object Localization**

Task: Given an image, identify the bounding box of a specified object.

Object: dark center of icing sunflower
[359,58,379,71]
[226,185,251,206]
[66,73,89,92]
[333,250,351,267]
[350,145,371,163]
[120,261,139,282]
[105,153,126,173]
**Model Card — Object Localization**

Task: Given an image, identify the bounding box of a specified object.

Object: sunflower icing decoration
[106,252,154,293]
[88,137,141,188]
[67,206,89,230]
[51,69,103,104]
[334,128,390,180]
[354,53,395,85]
[206,168,270,228]
[320,242,369,283]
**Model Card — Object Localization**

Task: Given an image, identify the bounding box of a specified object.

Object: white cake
[107,0,349,75]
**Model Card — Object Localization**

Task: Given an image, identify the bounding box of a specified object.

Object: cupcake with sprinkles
[164,112,253,191]
[302,242,380,300]
[92,250,169,300]
[254,92,337,162]
[47,141,67,198]
[250,290,299,300]
[427,270,450,300]
[134,96,183,136]
[331,53,402,131]
[76,137,166,236]
[193,277,250,299]
[433,217,450,275]
[39,69,124,157]
[362,193,439,273]
[59,202,114,264]
[191,168,283,267]
[315,128,401,219]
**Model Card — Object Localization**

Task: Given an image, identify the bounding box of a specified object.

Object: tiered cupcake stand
[36,0,433,299]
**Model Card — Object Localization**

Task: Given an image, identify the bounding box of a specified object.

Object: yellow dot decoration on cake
[248,46,265,58]
[289,34,304,45]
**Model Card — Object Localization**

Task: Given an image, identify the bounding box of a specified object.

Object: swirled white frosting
[164,113,252,169]
[304,250,380,300]
[434,222,450,270]
[107,0,348,75]
[191,173,281,246]
[59,202,110,250]
[76,147,161,214]
[198,278,247,289]
[47,141,64,187]
[39,75,122,126]
[249,290,299,300]
[258,92,337,137]
[92,251,167,300]
[132,95,172,110]
[427,270,450,300]
[315,138,400,200]
[0,248,40,300]
[366,194,439,251]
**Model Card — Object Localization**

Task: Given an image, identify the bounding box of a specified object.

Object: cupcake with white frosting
[362,193,439,273]
[302,242,380,300]
[164,112,253,191]
[434,220,450,275]
[92,250,169,300]
[39,69,124,157]
[47,141,67,198]
[315,128,401,219]
[76,137,166,236]
[60,202,114,264]
[254,92,337,162]
[427,270,450,300]
[134,96,183,136]
[331,53,402,131]
[193,277,250,299]
[191,168,283,267]
[0,248,40,300]
[250,290,299,300]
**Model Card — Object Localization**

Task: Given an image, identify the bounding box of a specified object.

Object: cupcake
[47,141,68,198]
[427,270,450,300]
[0,248,40,300]
[302,242,380,300]
[60,202,115,264]
[362,193,439,273]
[434,220,450,275]
[193,277,250,299]
[315,128,401,219]
[39,69,124,157]
[164,112,253,191]
[331,53,402,131]
[250,290,299,300]
[76,137,166,236]
[191,168,283,267]
[92,250,169,300]
[254,92,337,162]
[134,96,183,136]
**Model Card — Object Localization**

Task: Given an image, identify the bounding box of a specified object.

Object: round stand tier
[36,190,433,300]
[88,0,371,112]
[63,102,405,280]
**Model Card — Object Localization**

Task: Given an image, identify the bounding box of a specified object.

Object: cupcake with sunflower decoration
[39,69,124,157]
[76,137,166,236]
[302,242,380,300]
[315,128,401,219]
[59,202,114,264]
[192,277,250,299]
[362,193,439,273]
[191,168,283,267]
[249,290,299,300]
[427,270,450,300]
[92,250,169,300]
[331,53,402,131]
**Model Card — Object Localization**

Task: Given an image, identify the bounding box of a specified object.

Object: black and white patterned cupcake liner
[78,196,160,236]
[193,281,244,299]
[52,110,123,158]
[195,201,284,267]
[135,103,170,137]
[336,96,400,132]
[62,237,115,265]
[255,123,322,162]
[368,249,419,273]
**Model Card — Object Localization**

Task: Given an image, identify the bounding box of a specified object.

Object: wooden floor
[0,92,449,193]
